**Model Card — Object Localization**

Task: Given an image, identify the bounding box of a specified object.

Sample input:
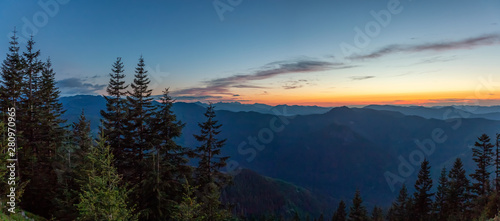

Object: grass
[0,209,47,221]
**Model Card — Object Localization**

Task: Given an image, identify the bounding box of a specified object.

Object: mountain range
[59,95,500,218]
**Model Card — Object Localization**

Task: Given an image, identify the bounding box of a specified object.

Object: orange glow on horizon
[229,90,500,107]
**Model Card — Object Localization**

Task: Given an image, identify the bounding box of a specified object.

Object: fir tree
[53,111,91,220]
[171,179,204,221]
[293,211,300,221]
[389,184,411,221]
[126,55,155,182]
[139,88,189,220]
[76,133,136,221]
[433,167,448,220]
[371,206,384,221]
[19,35,43,152]
[447,158,470,220]
[470,134,494,196]
[37,58,66,151]
[348,189,368,221]
[72,110,93,155]
[413,159,433,220]
[332,200,347,221]
[0,29,24,113]
[495,133,500,192]
[100,57,130,174]
[19,37,60,218]
[194,103,230,189]
[193,103,231,220]
[318,213,325,221]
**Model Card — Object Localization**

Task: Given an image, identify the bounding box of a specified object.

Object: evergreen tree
[447,158,470,220]
[495,133,500,192]
[126,55,155,183]
[139,88,189,220]
[470,134,494,196]
[389,184,411,221]
[19,37,60,218]
[171,179,204,221]
[0,29,24,113]
[193,103,231,220]
[371,206,384,221]
[413,159,433,221]
[53,111,91,220]
[19,35,43,151]
[37,58,66,154]
[348,189,368,221]
[76,133,136,221]
[433,167,448,220]
[0,121,9,203]
[72,110,93,155]
[194,103,230,189]
[332,200,347,221]
[318,213,325,221]
[100,57,129,175]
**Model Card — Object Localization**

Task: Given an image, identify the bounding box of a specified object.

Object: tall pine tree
[348,189,368,221]
[0,29,24,113]
[388,184,412,221]
[193,103,231,220]
[413,159,433,221]
[433,167,448,220]
[139,88,189,220]
[470,134,493,196]
[447,158,470,221]
[194,103,230,188]
[371,206,384,221]
[332,200,347,221]
[495,133,500,192]
[126,55,155,184]
[19,37,60,218]
[100,57,130,175]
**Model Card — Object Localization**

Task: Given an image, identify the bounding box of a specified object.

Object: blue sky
[1,0,499,106]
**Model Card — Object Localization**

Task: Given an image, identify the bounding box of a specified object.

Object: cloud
[282,79,309,90]
[349,34,500,60]
[350,76,375,81]
[173,59,352,97]
[173,95,224,100]
[232,84,267,89]
[412,55,457,65]
[57,77,106,95]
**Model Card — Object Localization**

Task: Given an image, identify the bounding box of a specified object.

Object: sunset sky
[0,0,499,106]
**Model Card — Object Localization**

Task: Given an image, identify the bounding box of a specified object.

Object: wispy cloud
[412,55,457,65]
[282,79,309,90]
[173,95,224,100]
[349,34,500,60]
[350,76,375,81]
[173,59,353,97]
[57,77,106,95]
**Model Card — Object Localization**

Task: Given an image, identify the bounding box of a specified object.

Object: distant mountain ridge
[59,95,500,215]
[364,104,500,120]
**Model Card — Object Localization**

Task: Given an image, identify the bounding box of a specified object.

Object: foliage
[76,134,137,221]
[348,189,368,221]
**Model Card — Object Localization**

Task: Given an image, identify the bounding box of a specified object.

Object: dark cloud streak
[349,34,500,60]
[57,77,106,95]
[350,76,375,81]
[173,59,352,96]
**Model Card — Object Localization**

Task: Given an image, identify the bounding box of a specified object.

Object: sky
[0,0,499,107]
